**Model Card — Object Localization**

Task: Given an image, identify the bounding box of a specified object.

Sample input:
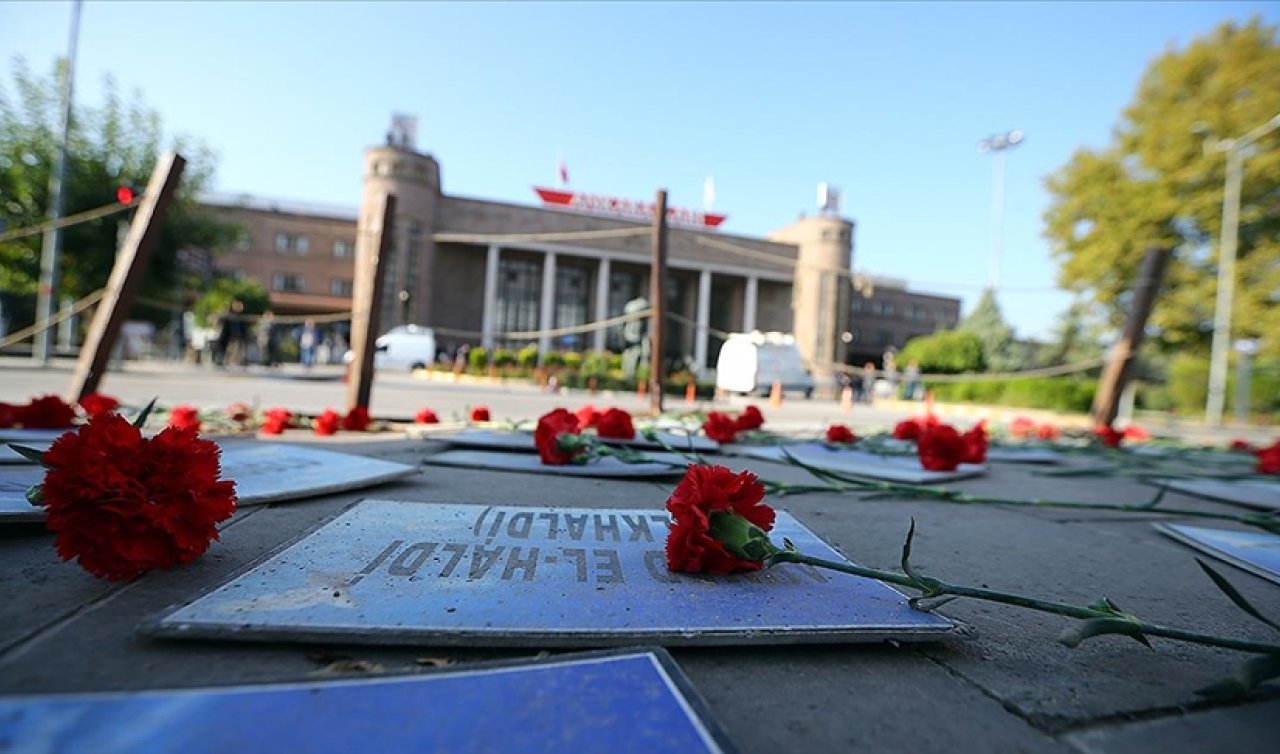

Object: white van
[345,325,437,372]
[715,331,816,398]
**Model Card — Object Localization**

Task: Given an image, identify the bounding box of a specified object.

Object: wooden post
[648,189,668,415]
[68,152,185,401]
[1091,247,1170,427]
[347,194,397,411]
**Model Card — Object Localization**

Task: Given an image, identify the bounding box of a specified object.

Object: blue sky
[2,1,1275,339]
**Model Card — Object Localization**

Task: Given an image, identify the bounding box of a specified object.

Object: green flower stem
[785,454,1280,534]
[771,550,1280,656]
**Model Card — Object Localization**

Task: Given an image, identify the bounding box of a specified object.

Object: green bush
[1166,353,1280,418]
[582,350,611,377]
[561,351,583,370]
[926,377,1096,413]
[607,353,624,371]
[193,278,270,327]
[492,349,516,367]
[900,330,986,374]
[516,345,539,369]
[544,351,565,368]
[468,346,488,370]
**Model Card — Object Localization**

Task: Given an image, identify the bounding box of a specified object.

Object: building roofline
[199,192,359,222]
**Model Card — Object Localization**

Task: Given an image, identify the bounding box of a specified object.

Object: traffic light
[115,183,140,204]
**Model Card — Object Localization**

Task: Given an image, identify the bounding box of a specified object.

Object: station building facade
[204,142,960,381]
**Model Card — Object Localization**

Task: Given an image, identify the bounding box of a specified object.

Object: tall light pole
[34,0,83,364]
[1203,112,1280,426]
[977,130,1024,291]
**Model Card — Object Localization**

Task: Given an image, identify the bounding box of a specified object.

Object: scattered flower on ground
[596,408,635,440]
[226,402,252,422]
[665,464,774,575]
[1257,441,1280,475]
[415,408,440,424]
[314,410,340,436]
[1096,425,1124,448]
[534,408,584,465]
[470,406,491,422]
[78,393,120,417]
[168,405,201,432]
[736,405,765,431]
[917,423,965,471]
[575,405,601,429]
[825,424,857,445]
[342,406,371,431]
[702,411,741,443]
[35,412,237,580]
[261,408,292,435]
[960,422,987,464]
[15,395,77,429]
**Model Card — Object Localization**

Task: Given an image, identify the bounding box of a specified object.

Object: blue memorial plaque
[422,448,686,478]
[0,428,74,443]
[148,500,955,646]
[1148,478,1280,511]
[0,445,417,523]
[0,649,736,754]
[986,447,1062,464]
[727,442,986,483]
[1155,523,1280,586]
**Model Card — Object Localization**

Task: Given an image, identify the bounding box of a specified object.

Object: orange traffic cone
[685,381,696,404]
[769,380,783,408]
[839,385,853,413]
[637,380,648,398]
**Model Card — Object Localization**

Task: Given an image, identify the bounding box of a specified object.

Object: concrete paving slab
[1064,698,1280,753]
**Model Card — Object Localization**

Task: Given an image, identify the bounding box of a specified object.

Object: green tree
[958,288,1024,372]
[1036,297,1108,367]
[0,57,237,331]
[1043,18,1280,357]
[899,329,986,374]
[192,278,269,328]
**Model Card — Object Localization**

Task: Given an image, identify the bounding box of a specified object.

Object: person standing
[256,310,278,367]
[298,318,320,368]
[861,362,877,404]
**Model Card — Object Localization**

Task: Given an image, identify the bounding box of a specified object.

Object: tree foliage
[0,57,237,330]
[1043,18,1280,357]
[899,329,986,374]
[959,288,1026,372]
[192,278,269,328]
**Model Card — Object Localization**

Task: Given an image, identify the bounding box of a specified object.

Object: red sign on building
[533,187,727,229]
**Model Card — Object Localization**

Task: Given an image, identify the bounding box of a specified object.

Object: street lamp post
[978,130,1024,291]
[1203,112,1280,426]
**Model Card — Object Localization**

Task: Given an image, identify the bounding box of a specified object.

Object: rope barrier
[0,201,138,244]
[812,356,1107,383]
[0,288,106,349]
[433,227,651,244]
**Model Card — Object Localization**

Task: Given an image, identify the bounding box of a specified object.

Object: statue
[620,296,650,378]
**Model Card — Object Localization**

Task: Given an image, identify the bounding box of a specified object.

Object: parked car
[343,325,437,372]
[714,331,815,398]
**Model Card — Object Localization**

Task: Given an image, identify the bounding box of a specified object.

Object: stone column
[694,269,712,371]
[742,275,758,333]
[481,244,500,350]
[538,251,557,360]
[592,256,611,352]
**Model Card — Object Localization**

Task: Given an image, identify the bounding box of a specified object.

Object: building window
[851,296,865,313]
[330,278,353,297]
[274,233,310,254]
[554,265,590,349]
[876,301,895,317]
[271,273,305,293]
[494,258,542,349]
[911,304,927,321]
[876,330,891,346]
[606,269,644,351]
[333,239,354,258]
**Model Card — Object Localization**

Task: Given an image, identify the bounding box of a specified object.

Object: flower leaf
[1196,559,1280,633]
[1195,653,1280,699]
[25,484,44,507]
[133,398,158,429]
[1058,617,1152,649]
[6,443,48,466]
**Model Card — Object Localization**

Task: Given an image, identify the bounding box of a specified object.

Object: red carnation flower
[596,408,635,440]
[1036,424,1060,441]
[736,405,765,431]
[960,422,987,465]
[342,406,371,431]
[16,395,77,429]
[226,402,252,422]
[1095,425,1124,449]
[168,405,201,432]
[415,408,440,424]
[825,424,856,444]
[37,412,237,580]
[1009,416,1035,439]
[1229,439,1255,453]
[893,419,921,441]
[261,408,292,435]
[702,411,740,443]
[917,423,965,471]
[1257,441,1280,475]
[665,464,775,575]
[534,408,584,465]
[470,406,491,422]
[575,405,601,429]
[0,402,16,428]
[314,409,340,436]
[1123,425,1151,442]
[79,393,120,417]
